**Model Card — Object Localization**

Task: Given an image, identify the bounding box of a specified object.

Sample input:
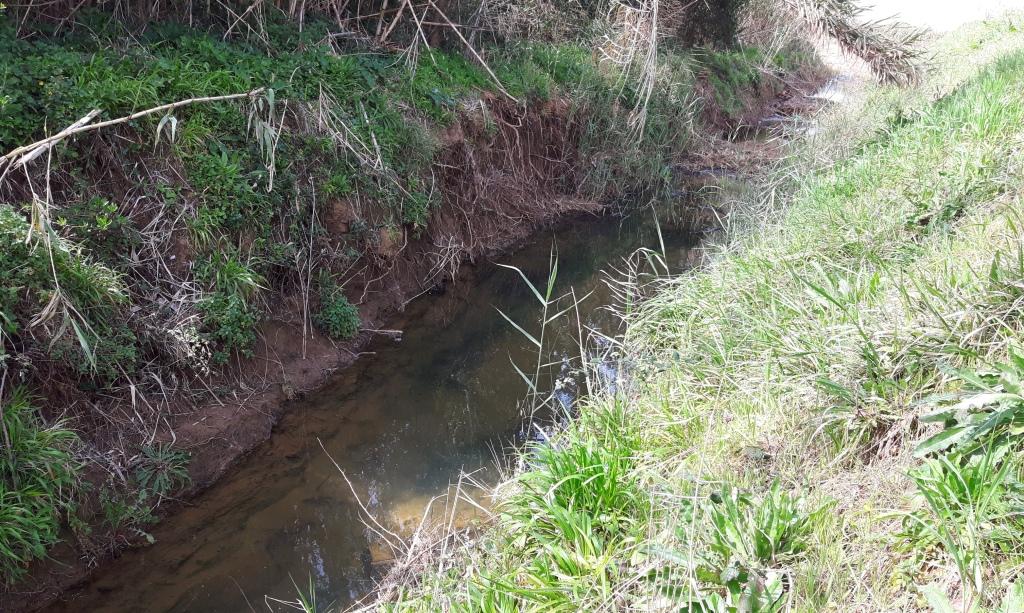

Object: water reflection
[50,209,699,612]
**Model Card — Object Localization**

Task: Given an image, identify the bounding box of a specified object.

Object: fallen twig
[0,88,267,181]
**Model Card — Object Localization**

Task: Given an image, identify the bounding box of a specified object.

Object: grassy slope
[380,16,1024,612]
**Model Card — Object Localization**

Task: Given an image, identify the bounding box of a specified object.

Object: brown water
[50,209,700,612]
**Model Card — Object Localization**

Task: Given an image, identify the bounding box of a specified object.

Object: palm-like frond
[782,0,926,85]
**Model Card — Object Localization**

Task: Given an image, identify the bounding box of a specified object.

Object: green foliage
[383,29,1024,612]
[447,405,652,608]
[0,203,132,383]
[652,483,823,613]
[56,197,139,264]
[0,388,79,584]
[694,47,775,124]
[195,250,265,362]
[134,443,191,502]
[706,482,819,569]
[321,169,354,199]
[0,204,49,334]
[921,578,1024,613]
[897,446,1024,601]
[407,50,490,120]
[915,354,1024,458]
[186,145,272,237]
[99,486,156,535]
[493,43,607,100]
[399,180,433,228]
[49,321,138,384]
[195,250,266,302]
[199,292,259,363]
[97,443,190,543]
[511,438,647,541]
[679,571,788,613]
[905,269,1024,607]
[315,275,360,340]
[0,14,451,243]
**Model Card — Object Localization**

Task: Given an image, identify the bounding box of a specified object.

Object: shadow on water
[51,206,702,612]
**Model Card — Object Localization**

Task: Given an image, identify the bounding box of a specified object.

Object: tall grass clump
[0,387,79,584]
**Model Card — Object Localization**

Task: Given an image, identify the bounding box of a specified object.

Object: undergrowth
[0,10,801,383]
[316,273,361,341]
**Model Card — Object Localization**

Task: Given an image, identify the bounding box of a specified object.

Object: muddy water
[52,210,699,612]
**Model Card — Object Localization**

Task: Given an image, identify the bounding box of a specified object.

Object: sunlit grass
[360,14,1024,613]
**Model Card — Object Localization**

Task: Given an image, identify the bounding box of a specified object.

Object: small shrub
[96,443,190,545]
[505,426,649,553]
[0,203,129,379]
[58,197,139,264]
[99,486,157,535]
[199,292,259,363]
[194,251,266,302]
[694,47,772,123]
[186,145,272,235]
[322,170,354,198]
[48,321,139,385]
[706,481,818,568]
[651,482,824,612]
[896,447,1024,602]
[195,250,266,363]
[915,354,1024,459]
[400,184,433,229]
[0,204,49,334]
[315,276,360,340]
[134,443,191,503]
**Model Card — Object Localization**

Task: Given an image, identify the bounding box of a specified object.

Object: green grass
[375,16,1024,612]
[0,6,805,382]
[0,388,79,584]
[694,46,782,124]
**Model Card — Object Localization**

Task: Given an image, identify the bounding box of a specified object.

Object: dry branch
[424,0,517,103]
[0,88,267,178]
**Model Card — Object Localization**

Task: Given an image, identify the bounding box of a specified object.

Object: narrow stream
[51,208,701,612]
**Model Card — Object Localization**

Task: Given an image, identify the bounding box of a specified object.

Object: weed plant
[316,273,360,341]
